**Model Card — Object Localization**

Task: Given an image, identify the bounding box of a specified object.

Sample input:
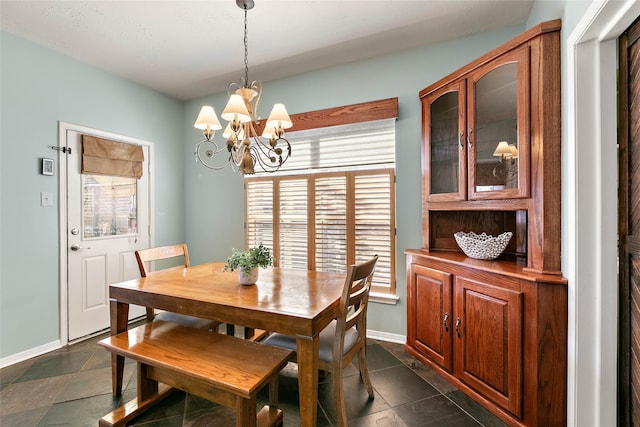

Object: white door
[65,128,151,341]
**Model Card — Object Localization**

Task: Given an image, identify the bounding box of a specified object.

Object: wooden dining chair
[135,244,220,331]
[263,255,378,427]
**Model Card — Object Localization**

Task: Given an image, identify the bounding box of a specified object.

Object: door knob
[70,244,90,251]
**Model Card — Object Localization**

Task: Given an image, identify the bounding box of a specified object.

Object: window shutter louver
[246,180,274,248]
[279,178,308,269]
[354,171,394,292]
[315,175,348,273]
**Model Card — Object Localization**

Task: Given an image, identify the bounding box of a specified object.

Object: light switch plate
[41,192,53,207]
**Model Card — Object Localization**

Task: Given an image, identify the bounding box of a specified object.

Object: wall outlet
[41,192,53,207]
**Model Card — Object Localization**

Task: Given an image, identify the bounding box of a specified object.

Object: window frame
[245,98,398,296]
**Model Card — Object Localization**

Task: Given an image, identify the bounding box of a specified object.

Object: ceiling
[0,1,534,101]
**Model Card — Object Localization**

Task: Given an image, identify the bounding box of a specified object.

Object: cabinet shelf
[406,249,567,285]
[426,199,529,211]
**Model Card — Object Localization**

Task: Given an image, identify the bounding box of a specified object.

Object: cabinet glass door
[468,47,529,199]
[423,81,466,201]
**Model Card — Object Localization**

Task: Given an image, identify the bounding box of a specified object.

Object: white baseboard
[368,329,405,344]
[0,340,62,369]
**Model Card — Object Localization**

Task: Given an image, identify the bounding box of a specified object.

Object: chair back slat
[334,255,378,364]
[135,244,190,277]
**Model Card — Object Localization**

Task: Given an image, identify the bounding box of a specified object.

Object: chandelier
[492,140,519,180]
[193,0,292,174]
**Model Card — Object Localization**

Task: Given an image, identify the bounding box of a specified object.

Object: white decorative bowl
[454,231,513,260]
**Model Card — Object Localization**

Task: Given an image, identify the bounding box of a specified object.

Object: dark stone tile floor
[0,331,507,426]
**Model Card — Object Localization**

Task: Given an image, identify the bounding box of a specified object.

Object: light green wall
[0,32,185,358]
[183,24,527,337]
[1,3,587,360]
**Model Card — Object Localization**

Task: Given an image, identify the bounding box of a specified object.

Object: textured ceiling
[1,1,534,100]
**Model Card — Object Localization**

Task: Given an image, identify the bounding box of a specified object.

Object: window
[82,174,137,238]
[245,102,397,295]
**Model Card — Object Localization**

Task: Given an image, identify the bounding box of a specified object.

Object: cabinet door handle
[443,312,449,332]
[458,132,464,151]
[467,127,473,149]
[455,317,461,338]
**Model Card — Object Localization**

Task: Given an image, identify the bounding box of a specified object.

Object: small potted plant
[222,244,274,285]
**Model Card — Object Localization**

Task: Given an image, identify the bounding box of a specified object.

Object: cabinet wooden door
[467,46,530,200]
[454,276,523,417]
[407,263,453,371]
[422,80,467,202]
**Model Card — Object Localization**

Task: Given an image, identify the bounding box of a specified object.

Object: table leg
[296,335,319,427]
[110,298,129,397]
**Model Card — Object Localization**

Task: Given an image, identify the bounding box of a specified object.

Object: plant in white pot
[222,244,274,285]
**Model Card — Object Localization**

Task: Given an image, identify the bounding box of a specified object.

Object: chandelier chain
[243,6,249,87]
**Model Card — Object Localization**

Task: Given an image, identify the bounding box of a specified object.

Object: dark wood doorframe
[619,15,640,427]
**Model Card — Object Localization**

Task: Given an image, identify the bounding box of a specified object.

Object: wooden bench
[97,320,292,427]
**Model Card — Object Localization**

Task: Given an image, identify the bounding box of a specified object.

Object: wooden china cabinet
[405,20,567,427]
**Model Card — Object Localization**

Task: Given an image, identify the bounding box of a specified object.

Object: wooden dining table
[108,262,346,427]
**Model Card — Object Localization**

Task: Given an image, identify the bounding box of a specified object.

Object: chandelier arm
[251,81,261,120]
[246,125,280,156]
[251,138,278,159]
[248,137,291,173]
[194,139,234,171]
[248,145,281,172]
[194,139,228,157]
[492,158,518,180]
[228,81,240,97]
[230,143,246,167]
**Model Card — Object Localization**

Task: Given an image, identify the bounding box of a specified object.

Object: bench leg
[255,375,284,427]
[100,363,174,427]
[269,375,279,408]
[138,363,159,401]
[99,385,175,427]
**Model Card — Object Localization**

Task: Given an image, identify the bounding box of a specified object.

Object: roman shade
[82,135,144,179]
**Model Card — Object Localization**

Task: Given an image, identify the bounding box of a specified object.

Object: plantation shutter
[279,178,308,269]
[315,175,348,273]
[354,171,394,290]
[246,180,274,249]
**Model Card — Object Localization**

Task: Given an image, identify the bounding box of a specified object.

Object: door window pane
[82,174,137,238]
